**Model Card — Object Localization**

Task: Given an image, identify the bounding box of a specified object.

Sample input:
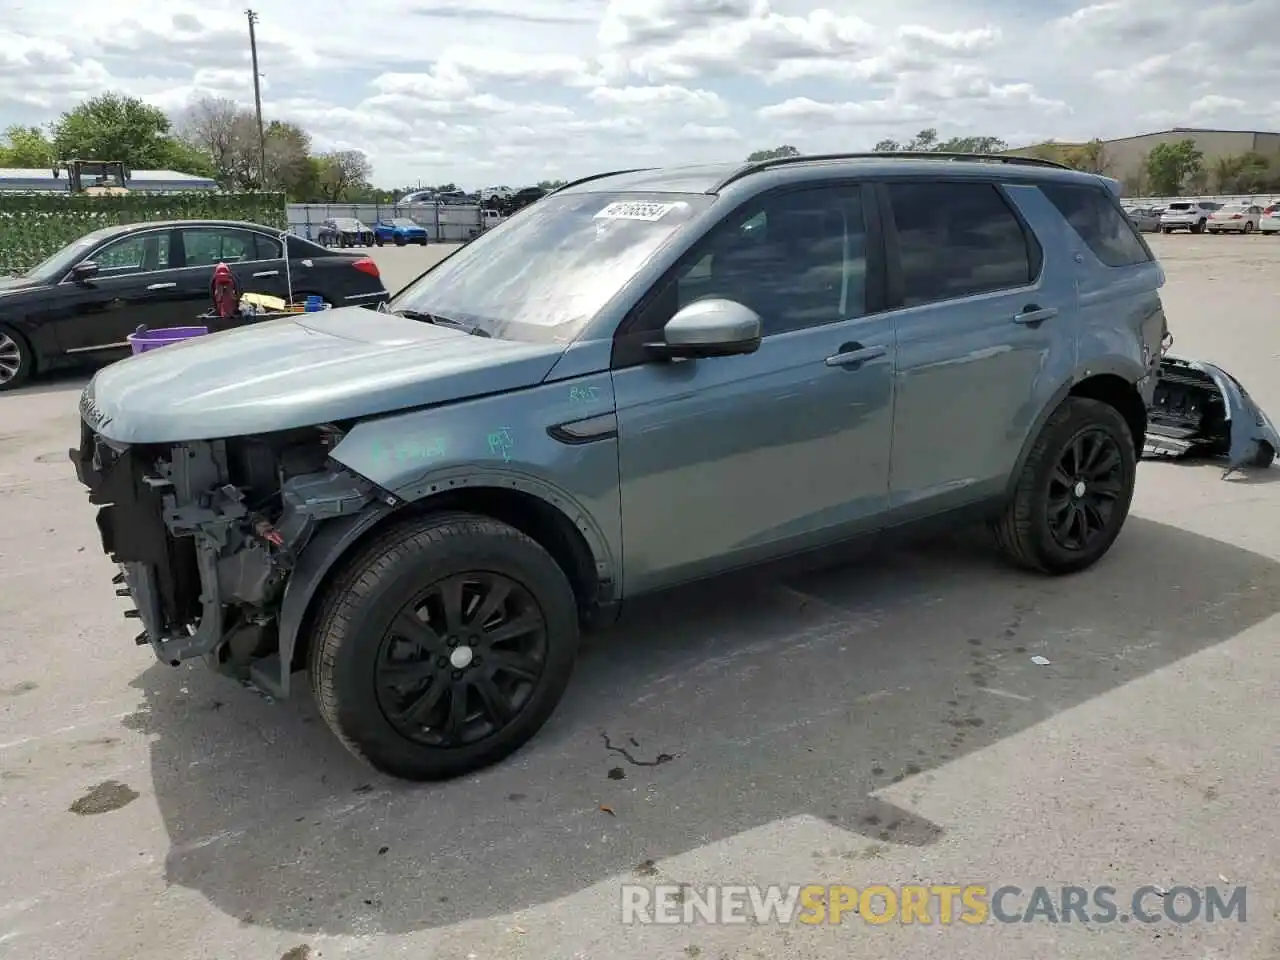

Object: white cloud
[1,0,1277,187]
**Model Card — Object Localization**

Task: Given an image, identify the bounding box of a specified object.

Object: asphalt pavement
[0,234,1278,960]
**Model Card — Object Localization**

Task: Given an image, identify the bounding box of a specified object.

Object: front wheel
[992,397,1137,575]
[308,513,580,781]
[0,325,34,391]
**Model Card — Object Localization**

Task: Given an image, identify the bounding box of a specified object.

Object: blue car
[373,218,428,246]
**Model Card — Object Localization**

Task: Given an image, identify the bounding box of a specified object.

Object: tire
[0,324,34,391]
[375,237,384,247]
[417,238,428,246]
[308,512,580,781]
[992,397,1137,575]
[1162,227,1172,234]
[1191,220,1204,234]
[1251,441,1275,469]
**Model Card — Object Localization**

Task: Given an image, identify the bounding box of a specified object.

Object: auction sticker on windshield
[594,201,682,222]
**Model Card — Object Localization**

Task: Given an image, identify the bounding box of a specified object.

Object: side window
[886,182,1034,308]
[182,228,256,267]
[254,233,283,260]
[669,187,867,336]
[1039,182,1152,268]
[92,232,169,275]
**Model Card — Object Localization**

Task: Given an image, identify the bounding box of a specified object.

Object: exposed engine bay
[69,422,379,687]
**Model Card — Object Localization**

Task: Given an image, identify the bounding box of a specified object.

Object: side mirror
[71,261,99,282]
[646,298,762,360]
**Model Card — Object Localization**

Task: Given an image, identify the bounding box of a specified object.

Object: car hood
[80,307,568,444]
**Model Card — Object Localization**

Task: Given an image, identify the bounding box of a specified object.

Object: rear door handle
[146,282,177,291]
[1012,305,1058,325]
[825,343,887,368]
[253,270,279,277]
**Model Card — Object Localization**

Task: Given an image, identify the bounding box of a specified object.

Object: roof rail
[546,168,658,196]
[709,151,1070,192]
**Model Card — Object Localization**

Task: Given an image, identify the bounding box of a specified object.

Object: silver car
[1123,205,1161,232]
[1159,200,1220,234]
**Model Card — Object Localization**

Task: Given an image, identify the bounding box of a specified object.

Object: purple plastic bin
[126,326,209,355]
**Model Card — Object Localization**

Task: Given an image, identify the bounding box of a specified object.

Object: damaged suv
[72,154,1167,781]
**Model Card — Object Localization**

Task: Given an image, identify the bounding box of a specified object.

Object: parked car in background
[0,220,388,390]
[69,153,1170,781]
[317,217,374,247]
[1261,202,1280,234]
[1123,205,1162,232]
[1159,200,1220,234]
[373,218,429,246]
[1207,203,1263,234]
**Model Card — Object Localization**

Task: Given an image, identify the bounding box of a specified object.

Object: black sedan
[0,219,389,390]
[316,217,374,247]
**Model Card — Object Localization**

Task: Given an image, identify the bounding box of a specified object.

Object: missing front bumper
[1145,355,1279,478]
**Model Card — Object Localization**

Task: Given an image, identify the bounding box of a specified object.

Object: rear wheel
[993,397,1136,575]
[0,325,34,391]
[308,512,580,781]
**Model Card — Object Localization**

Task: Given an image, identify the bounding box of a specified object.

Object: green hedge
[0,192,288,276]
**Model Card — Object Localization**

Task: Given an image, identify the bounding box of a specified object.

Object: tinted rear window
[886,181,1038,307]
[1039,183,1152,268]
[1168,203,1192,210]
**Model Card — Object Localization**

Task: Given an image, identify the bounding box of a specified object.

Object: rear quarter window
[1039,183,1153,268]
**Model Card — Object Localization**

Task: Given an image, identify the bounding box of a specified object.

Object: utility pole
[245,9,267,189]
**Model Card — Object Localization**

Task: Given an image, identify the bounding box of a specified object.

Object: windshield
[388,191,712,343]
[23,229,114,281]
[336,218,361,228]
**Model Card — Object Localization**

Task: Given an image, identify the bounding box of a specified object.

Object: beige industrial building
[1008,128,1280,194]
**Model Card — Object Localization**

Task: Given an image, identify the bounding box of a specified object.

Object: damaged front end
[69,420,383,694]
[1145,337,1280,477]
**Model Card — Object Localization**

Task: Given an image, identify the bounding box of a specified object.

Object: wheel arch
[274,484,611,697]
[0,321,38,382]
[1005,368,1147,500]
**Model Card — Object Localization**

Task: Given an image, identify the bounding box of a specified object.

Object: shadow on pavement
[124,517,1280,935]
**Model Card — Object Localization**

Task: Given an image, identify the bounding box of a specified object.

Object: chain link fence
[286,203,488,242]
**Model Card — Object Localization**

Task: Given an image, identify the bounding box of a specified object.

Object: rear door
[50,228,183,353]
[878,178,1078,516]
[172,226,289,322]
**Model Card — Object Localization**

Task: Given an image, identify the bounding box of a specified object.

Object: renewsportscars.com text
[621,883,1247,925]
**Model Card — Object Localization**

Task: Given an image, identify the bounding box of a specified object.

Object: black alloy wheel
[992,396,1136,574]
[1045,427,1126,553]
[374,572,548,748]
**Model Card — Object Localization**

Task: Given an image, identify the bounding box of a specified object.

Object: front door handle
[825,342,887,368]
[253,270,279,277]
[146,282,177,291]
[1012,305,1058,325]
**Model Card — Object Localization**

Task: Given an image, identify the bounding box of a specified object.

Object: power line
[245,9,267,189]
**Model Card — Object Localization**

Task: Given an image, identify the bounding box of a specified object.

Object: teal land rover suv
[71,152,1167,780]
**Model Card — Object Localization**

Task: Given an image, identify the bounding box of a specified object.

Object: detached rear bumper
[1146,356,1279,476]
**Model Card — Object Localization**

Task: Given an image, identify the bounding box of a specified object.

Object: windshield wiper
[390,308,490,337]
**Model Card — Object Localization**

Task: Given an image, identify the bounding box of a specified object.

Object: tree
[51,93,176,168]
[175,96,249,185]
[1059,139,1109,174]
[316,149,372,201]
[0,125,56,167]
[1212,152,1279,194]
[872,130,1006,154]
[1145,139,1204,196]
[746,145,800,161]
[536,179,566,190]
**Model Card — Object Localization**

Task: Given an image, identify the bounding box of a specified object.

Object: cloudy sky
[1,0,1277,188]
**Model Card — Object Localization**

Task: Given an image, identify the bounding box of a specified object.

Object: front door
[612,183,895,594]
[879,179,1078,515]
[51,228,183,354]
